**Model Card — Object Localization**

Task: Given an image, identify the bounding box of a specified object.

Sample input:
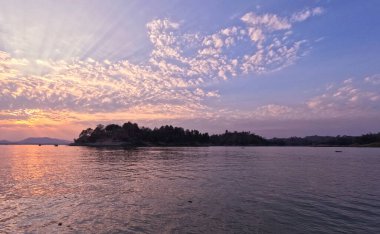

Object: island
[71,122,380,147]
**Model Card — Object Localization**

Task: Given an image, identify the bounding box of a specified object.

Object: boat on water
[335,150,342,153]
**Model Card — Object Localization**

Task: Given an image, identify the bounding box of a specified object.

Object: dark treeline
[269,134,380,146]
[74,122,266,146]
[73,122,380,147]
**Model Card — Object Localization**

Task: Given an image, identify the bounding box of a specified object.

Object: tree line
[73,122,380,147]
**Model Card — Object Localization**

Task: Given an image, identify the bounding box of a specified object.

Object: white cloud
[291,7,324,22]
[0,51,215,113]
[216,76,380,122]
[146,8,320,81]
[364,74,380,85]
[247,28,265,43]
[0,8,325,125]
[241,12,291,31]
[306,78,380,117]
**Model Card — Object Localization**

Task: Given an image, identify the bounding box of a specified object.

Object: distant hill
[0,140,11,144]
[0,137,71,145]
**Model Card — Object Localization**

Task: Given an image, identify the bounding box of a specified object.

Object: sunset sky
[1,0,380,141]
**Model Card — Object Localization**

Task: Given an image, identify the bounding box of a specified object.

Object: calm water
[0,146,379,233]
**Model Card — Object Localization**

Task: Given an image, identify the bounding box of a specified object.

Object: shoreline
[68,143,380,148]
[0,143,379,147]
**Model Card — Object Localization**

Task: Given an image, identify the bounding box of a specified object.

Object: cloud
[0,7,328,139]
[291,7,324,22]
[364,74,380,85]
[1,8,320,114]
[147,9,318,80]
[214,76,380,122]
[0,51,215,113]
[1,75,379,140]
[241,12,291,31]
[306,78,380,117]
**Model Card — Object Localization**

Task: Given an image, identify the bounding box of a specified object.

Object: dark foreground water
[0,146,379,233]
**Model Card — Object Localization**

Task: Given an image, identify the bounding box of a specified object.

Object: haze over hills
[0,137,72,145]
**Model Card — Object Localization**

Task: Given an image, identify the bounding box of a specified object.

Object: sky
[0,0,380,141]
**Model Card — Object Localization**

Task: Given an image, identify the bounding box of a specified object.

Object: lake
[0,146,379,233]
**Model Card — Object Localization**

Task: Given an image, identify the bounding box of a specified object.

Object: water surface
[0,146,379,233]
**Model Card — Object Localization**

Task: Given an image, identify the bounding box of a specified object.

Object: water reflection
[0,146,380,233]
[3,146,80,199]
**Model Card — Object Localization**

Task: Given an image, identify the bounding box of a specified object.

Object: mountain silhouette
[0,137,71,145]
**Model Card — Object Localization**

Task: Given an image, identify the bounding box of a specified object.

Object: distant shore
[72,122,380,148]
[0,143,378,147]
[2,122,379,147]
[0,137,71,145]
[69,142,380,148]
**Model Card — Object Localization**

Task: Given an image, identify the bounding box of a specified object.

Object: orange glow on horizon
[0,106,207,140]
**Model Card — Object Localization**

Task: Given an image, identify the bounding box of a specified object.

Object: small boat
[335,150,342,153]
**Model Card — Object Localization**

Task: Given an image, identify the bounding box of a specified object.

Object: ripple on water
[0,146,379,233]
